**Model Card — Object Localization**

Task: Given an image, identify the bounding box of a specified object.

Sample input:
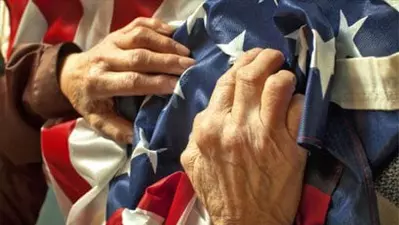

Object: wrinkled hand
[181,49,307,225]
[60,18,195,143]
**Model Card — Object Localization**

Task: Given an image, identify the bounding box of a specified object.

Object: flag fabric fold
[6,0,399,224]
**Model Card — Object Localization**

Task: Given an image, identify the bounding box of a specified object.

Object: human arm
[0,17,195,164]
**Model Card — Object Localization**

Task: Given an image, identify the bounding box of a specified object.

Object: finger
[89,72,178,98]
[87,112,134,144]
[206,48,263,113]
[260,70,296,129]
[108,49,195,75]
[116,26,190,56]
[286,94,304,139]
[232,49,285,122]
[119,17,175,35]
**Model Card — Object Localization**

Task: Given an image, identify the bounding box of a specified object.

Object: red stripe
[295,184,330,225]
[164,172,195,225]
[33,0,83,44]
[110,0,164,32]
[4,0,29,58]
[137,172,187,218]
[41,120,91,203]
[106,208,124,225]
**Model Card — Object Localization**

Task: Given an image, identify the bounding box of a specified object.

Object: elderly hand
[60,18,195,143]
[181,48,307,225]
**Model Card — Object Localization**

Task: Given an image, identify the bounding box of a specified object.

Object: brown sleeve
[0,43,81,165]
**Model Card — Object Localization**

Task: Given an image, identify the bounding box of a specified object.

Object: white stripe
[122,208,164,225]
[66,185,108,225]
[331,52,399,110]
[73,0,114,50]
[69,118,126,187]
[0,0,10,57]
[177,196,211,225]
[12,0,47,46]
[66,118,127,225]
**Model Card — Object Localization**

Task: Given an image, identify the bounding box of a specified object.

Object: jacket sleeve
[0,43,81,165]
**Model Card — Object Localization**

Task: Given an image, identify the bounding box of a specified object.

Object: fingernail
[179,57,196,69]
[175,43,191,56]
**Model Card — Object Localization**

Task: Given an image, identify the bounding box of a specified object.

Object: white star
[174,66,194,99]
[336,10,368,59]
[186,3,207,35]
[131,128,167,173]
[382,0,399,12]
[217,30,246,64]
[285,25,309,74]
[310,29,335,98]
[174,80,185,99]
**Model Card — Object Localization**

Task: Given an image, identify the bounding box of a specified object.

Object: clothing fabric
[0,155,47,225]
[1,43,78,165]
[0,43,80,224]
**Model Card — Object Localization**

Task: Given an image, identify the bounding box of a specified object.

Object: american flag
[7,0,399,224]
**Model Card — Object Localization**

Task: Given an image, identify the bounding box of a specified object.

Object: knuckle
[131,17,146,27]
[162,53,178,65]
[236,67,258,84]
[113,130,126,143]
[180,151,189,168]
[216,74,234,87]
[105,32,118,42]
[132,26,147,38]
[193,111,220,146]
[129,49,148,67]
[235,48,262,64]
[85,73,100,97]
[89,116,104,131]
[221,123,241,149]
[132,27,151,46]
[264,48,285,63]
[125,72,140,88]
[90,53,106,65]
[148,18,162,28]
[243,47,263,57]
[164,38,177,50]
[265,71,295,92]
[180,150,193,170]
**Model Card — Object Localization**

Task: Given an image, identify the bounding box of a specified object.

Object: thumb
[286,94,305,140]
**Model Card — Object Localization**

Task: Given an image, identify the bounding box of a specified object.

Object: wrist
[59,52,82,98]
[57,42,83,98]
